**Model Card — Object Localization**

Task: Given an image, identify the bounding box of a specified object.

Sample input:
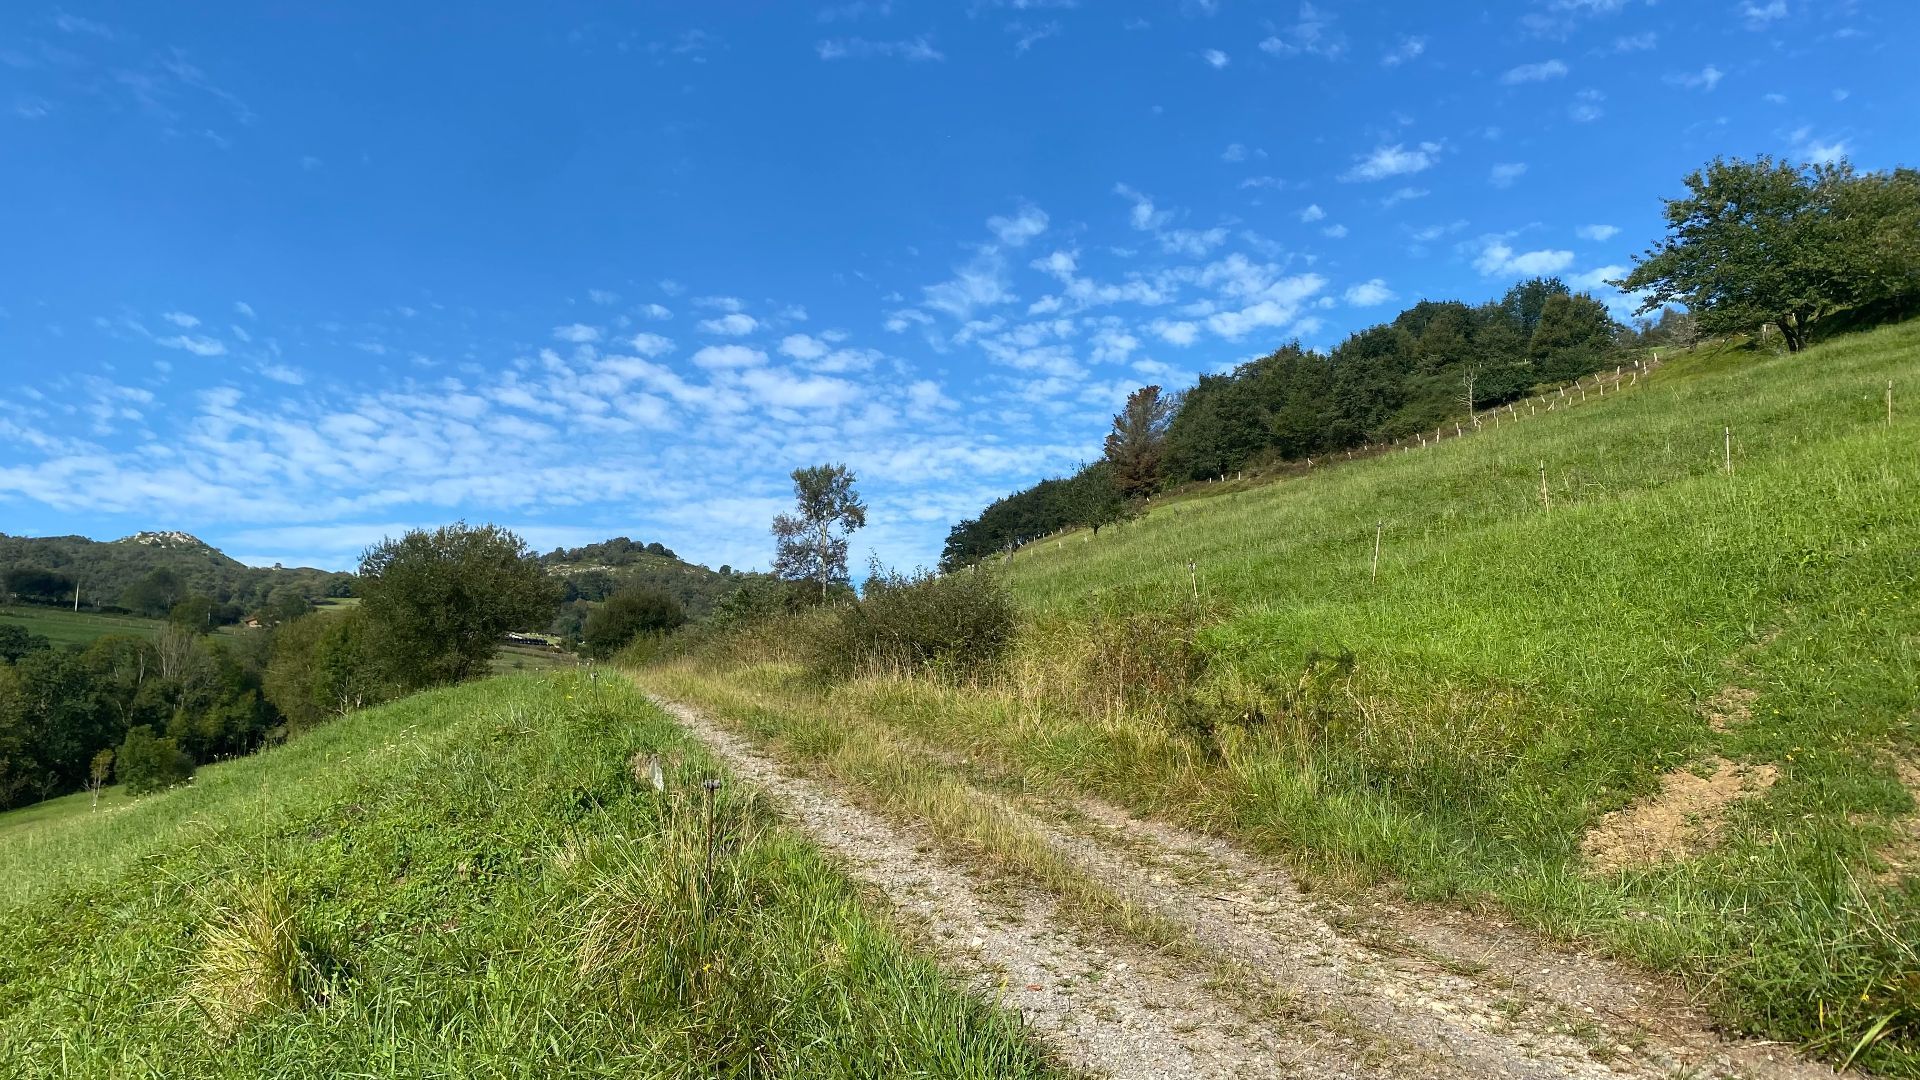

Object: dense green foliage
[944,276,1621,568]
[0,675,1058,1078]
[0,532,350,617]
[114,725,194,794]
[356,523,559,688]
[0,627,275,810]
[263,607,389,732]
[804,564,1017,682]
[582,586,688,659]
[541,536,763,640]
[1618,156,1920,351]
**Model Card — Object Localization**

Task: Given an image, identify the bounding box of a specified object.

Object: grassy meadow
[1,604,171,648]
[644,319,1920,1072]
[0,673,1057,1078]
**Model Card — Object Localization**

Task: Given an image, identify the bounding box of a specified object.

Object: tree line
[0,523,693,813]
[943,154,1920,569]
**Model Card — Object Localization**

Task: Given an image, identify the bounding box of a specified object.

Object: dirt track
[647,691,1834,1080]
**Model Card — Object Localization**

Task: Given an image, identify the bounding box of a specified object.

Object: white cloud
[1666,65,1724,91]
[1298,203,1326,222]
[698,312,759,336]
[1474,239,1574,277]
[257,363,304,385]
[1221,143,1248,162]
[1740,0,1786,28]
[233,301,256,319]
[1343,279,1395,306]
[923,250,1011,319]
[1501,59,1568,84]
[1150,319,1199,346]
[1342,142,1439,182]
[779,333,831,361]
[553,323,601,343]
[1489,162,1528,188]
[1570,265,1626,291]
[1569,88,1605,122]
[1202,48,1229,68]
[1114,183,1170,231]
[1258,4,1344,58]
[627,332,674,357]
[691,344,768,369]
[1382,186,1429,207]
[1322,224,1348,239]
[639,303,673,320]
[1613,31,1657,51]
[1380,36,1425,67]
[157,335,227,356]
[817,36,943,61]
[987,203,1049,247]
[1576,224,1620,241]
[737,367,859,409]
[162,311,200,328]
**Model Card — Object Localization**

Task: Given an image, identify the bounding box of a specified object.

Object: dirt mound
[1583,757,1779,871]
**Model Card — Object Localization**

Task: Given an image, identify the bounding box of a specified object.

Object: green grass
[0,785,134,841]
[0,673,1059,1078]
[1,604,168,647]
[654,319,1920,1073]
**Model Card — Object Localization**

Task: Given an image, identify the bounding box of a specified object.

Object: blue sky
[1,1,1911,573]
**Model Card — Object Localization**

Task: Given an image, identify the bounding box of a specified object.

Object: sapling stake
[1539,462,1550,515]
[1371,522,1383,582]
[1723,425,1733,474]
[1188,560,1198,603]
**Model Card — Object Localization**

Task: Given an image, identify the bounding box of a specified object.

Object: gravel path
[646,691,1837,1080]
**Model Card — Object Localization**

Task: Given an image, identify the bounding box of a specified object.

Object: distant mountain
[0,532,350,613]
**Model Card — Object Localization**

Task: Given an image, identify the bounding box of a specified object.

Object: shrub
[117,725,194,794]
[807,564,1015,681]
[583,587,687,659]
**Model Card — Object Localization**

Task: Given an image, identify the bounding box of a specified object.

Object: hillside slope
[0,532,349,611]
[648,318,1920,1073]
[0,674,1054,1077]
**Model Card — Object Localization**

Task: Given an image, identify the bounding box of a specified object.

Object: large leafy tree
[772,464,867,599]
[1612,156,1920,352]
[1103,385,1174,498]
[357,523,558,687]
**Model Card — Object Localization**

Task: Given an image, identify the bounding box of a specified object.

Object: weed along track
[642,686,1839,1080]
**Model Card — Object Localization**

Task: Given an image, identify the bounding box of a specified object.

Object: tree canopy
[772,464,867,599]
[1614,156,1920,351]
[356,523,559,687]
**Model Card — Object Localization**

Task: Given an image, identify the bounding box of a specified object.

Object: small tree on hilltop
[1068,461,1133,537]
[772,464,867,600]
[357,523,559,688]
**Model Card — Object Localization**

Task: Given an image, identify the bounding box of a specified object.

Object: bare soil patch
[1582,757,1779,871]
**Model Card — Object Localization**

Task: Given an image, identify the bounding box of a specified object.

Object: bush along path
[637,681,1840,1080]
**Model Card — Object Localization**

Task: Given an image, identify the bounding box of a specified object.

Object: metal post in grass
[1889,380,1895,426]
[1539,462,1551,515]
[701,777,723,913]
[1371,522,1383,583]
[1187,560,1199,603]
[1724,426,1733,474]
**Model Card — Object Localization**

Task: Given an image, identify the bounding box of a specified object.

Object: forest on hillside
[943,156,1920,569]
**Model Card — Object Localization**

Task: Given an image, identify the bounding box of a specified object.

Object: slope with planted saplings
[637,316,1920,1074]
[0,673,1057,1078]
